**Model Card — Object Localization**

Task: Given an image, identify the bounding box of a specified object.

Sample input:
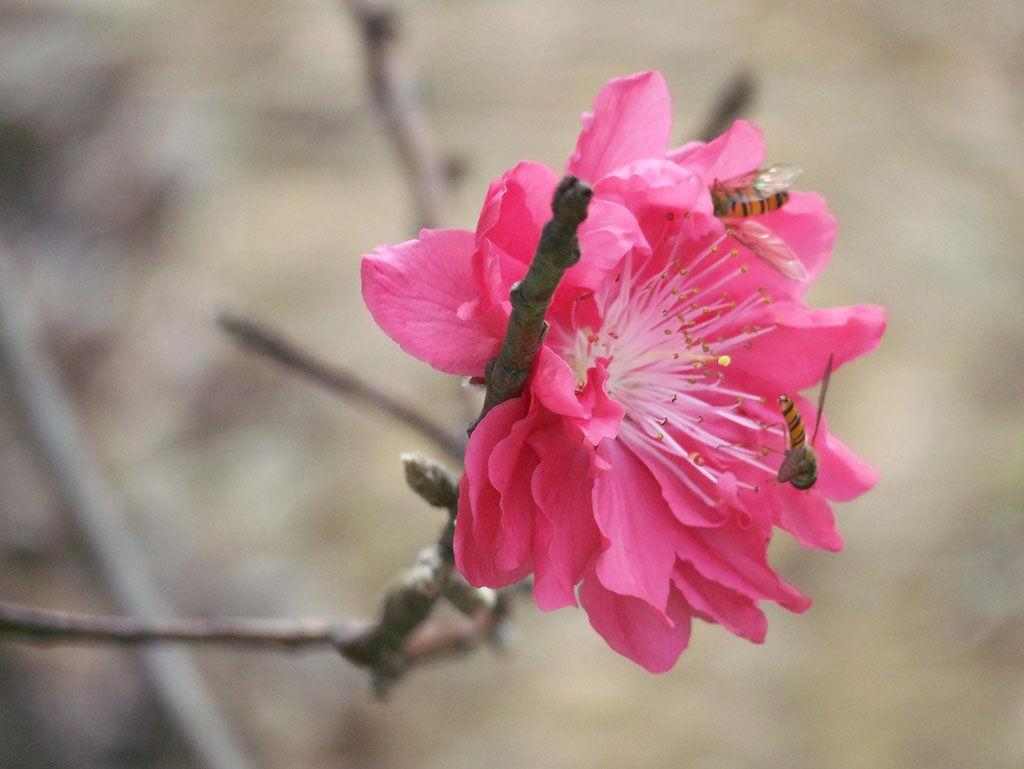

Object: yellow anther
[718,355,732,366]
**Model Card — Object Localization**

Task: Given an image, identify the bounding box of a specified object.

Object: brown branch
[0,599,506,665]
[343,0,448,229]
[339,453,460,694]
[0,602,363,648]
[0,451,507,697]
[471,176,593,431]
[217,309,466,461]
[0,253,257,769]
[695,70,757,143]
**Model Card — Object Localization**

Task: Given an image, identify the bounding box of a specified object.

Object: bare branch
[0,253,257,769]
[695,70,757,143]
[343,0,448,229]
[0,465,507,697]
[472,176,593,431]
[0,598,508,669]
[217,309,466,461]
[0,602,363,648]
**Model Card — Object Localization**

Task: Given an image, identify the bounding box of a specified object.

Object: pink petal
[560,198,648,296]
[593,160,715,246]
[471,237,529,310]
[488,401,543,573]
[669,119,766,184]
[628,437,731,527]
[455,397,533,586]
[530,424,601,610]
[591,439,683,613]
[672,561,767,642]
[731,302,887,394]
[814,427,880,502]
[760,481,844,552]
[531,347,585,418]
[476,161,559,265]
[362,229,500,375]
[576,358,624,444]
[567,72,672,183]
[579,570,693,673]
[678,520,811,612]
[594,157,697,197]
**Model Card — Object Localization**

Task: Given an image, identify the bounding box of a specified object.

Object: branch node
[444,573,497,617]
[401,452,459,510]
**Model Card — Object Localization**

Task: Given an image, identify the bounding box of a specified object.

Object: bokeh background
[1,1,1022,767]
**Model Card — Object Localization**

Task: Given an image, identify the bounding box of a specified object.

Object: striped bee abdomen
[721,189,789,218]
[778,394,806,452]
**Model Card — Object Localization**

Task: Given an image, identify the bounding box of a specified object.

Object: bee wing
[751,163,802,194]
[731,221,809,281]
[810,353,834,445]
[776,451,801,483]
[711,168,760,195]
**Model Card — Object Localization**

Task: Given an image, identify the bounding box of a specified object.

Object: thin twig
[339,453,462,694]
[0,602,363,648]
[695,70,756,143]
[343,0,448,229]
[472,176,593,431]
[0,600,504,665]
[0,452,500,696]
[217,309,466,462]
[0,253,257,769]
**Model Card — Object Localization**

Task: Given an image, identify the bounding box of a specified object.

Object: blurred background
[1,1,1022,767]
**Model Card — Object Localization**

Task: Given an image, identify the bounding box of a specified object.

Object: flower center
[561,216,786,498]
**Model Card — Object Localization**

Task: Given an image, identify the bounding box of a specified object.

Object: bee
[776,354,833,490]
[709,164,809,282]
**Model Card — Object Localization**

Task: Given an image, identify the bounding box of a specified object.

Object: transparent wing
[712,168,760,193]
[776,451,801,483]
[810,353,834,445]
[751,163,802,194]
[714,163,802,197]
[730,220,809,281]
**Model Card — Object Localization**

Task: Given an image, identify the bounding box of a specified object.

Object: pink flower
[362,72,885,672]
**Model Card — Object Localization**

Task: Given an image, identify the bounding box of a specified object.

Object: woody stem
[471,175,593,432]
